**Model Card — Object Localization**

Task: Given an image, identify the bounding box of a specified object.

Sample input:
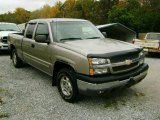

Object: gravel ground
[0,54,160,120]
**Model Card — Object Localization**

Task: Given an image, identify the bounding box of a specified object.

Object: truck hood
[0,31,19,37]
[57,38,141,56]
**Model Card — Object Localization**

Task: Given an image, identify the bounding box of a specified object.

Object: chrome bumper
[144,48,160,53]
[77,70,148,95]
[0,43,8,50]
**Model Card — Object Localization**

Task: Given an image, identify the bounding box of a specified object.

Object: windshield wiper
[86,37,101,39]
[59,37,82,41]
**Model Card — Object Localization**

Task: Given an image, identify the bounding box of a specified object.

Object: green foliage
[108,0,160,32]
[108,6,134,26]
[0,113,10,118]
[14,8,30,24]
[0,12,17,23]
[0,0,160,32]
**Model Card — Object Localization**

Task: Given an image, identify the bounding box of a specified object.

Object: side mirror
[35,35,50,43]
[102,32,107,38]
[22,29,25,35]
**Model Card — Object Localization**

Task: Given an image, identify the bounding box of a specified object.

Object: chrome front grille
[1,36,8,44]
[110,52,139,63]
[112,62,139,73]
[89,50,142,75]
[107,51,140,74]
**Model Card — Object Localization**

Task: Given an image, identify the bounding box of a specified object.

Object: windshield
[146,33,160,40]
[52,21,104,42]
[0,24,20,31]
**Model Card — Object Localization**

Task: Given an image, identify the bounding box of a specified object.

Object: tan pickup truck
[8,18,149,102]
[133,32,160,53]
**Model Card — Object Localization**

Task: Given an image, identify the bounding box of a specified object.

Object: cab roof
[29,18,87,23]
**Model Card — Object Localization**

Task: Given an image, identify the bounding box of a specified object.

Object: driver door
[31,22,52,75]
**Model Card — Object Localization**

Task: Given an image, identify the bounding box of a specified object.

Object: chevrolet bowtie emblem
[125,60,132,65]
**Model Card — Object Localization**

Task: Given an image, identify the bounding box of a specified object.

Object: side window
[26,23,36,39]
[35,23,49,40]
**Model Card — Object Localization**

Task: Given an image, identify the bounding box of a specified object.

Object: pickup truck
[0,22,20,51]
[8,18,149,102]
[133,32,160,53]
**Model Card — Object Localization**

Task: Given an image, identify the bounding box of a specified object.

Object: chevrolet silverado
[0,22,20,51]
[8,18,149,102]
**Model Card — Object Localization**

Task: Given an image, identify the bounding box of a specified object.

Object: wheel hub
[13,52,17,65]
[60,76,73,97]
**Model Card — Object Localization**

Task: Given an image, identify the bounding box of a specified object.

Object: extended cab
[8,18,149,102]
[0,22,20,50]
[133,32,160,53]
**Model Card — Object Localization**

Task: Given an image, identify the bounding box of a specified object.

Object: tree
[0,12,16,23]
[0,0,160,33]
[40,4,58,18]
[14,8,30,23]
[54,1,66,17]
[29,9,41,20]
[108,6,134,27]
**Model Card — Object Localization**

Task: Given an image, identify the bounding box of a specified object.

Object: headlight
[88,58,107,65]
[94,68,108,74]
[139,50,144,57]
[139,58,144,64]
[139,50,145,65]
[89,68,108,75]
[88,58,109,75]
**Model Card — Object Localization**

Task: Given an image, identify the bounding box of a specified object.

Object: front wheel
[57,68,78,103]
[12,49,23,68]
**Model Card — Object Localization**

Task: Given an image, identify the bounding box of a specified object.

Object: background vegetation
[0,0,160,33]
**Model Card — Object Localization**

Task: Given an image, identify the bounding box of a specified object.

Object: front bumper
[0,43,9,50]
[144,48,160,53]
[77,64,148,95]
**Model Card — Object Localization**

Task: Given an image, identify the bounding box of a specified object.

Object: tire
[57,68,78,103]
[12,49,23,68]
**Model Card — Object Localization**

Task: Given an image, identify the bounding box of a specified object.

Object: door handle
[31,44,35,48]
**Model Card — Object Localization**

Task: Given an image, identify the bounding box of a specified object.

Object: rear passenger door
[22,22,37,65]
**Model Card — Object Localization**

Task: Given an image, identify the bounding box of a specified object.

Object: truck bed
[134,39,159,49]
[8,33,24,44]
[134,39,160,53]
[8,33,24,59]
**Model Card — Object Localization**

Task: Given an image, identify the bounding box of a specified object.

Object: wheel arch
[52,60,75,85]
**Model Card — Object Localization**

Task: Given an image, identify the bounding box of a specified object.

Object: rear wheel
[12,49,23,68]
[57,68,78,103]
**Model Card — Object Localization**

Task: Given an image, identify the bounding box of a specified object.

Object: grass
[0,79,2,83]
[0,113,10,119]
[104,90,128,110]
[0,88,7,93]
[104,98,121,110]
[0,87,13,98]
[134,92,145,97]
[104,98,127,110]
[0,97,5,105]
